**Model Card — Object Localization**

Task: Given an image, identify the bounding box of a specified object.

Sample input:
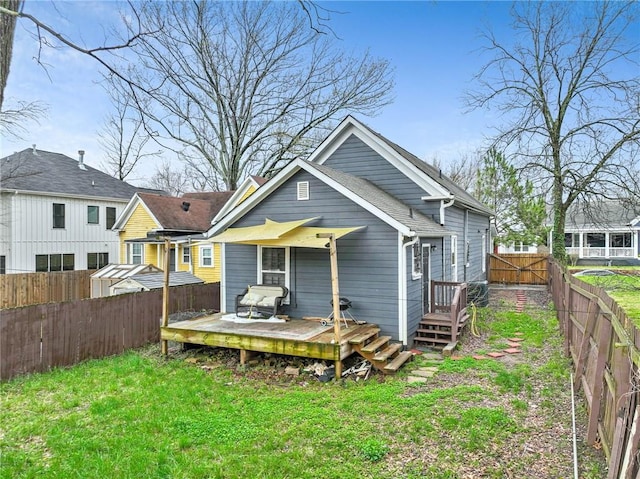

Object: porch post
[317,232,342,379]
[604,232,610,258]
[161,237,171,355]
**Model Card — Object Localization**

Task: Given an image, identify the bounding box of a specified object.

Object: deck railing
[430,281,468,343]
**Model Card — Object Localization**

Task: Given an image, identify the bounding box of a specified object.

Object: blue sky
[2,1,513,185]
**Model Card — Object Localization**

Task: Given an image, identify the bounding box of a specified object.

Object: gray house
[207,116,492,345]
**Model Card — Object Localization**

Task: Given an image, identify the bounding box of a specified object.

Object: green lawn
[575,271,640,326]
[1,305,606,479]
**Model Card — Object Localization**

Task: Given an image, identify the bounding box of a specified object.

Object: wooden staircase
[413,311,469,349]
[347,326,413,374]
[413,281,469,351]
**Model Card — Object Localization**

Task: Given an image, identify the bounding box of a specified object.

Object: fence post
[587,313,612,445]
[563,277,571,357]
[573,296,599,391]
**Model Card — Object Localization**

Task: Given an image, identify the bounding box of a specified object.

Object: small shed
[109,271,204,296]
[90,264,163,298]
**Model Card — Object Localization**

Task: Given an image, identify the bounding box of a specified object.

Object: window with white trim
[297,181,309,200]
[127,243,143,264]
[182,245,191,264]
[451,235,458,281]
[200,245,213,267]
[412,242,422,279]
[259,246,289,288]
[481,235,487,273]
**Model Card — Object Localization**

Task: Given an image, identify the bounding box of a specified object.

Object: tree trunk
[551,178,567,264]
[0,0,22,111]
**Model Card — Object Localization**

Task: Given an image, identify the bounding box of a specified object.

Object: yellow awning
[208,219,364,249]
[232,226,365,249]
[208,217,319,243]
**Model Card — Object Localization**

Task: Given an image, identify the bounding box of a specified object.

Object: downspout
[399,233,419,346]
[440,197,455,226]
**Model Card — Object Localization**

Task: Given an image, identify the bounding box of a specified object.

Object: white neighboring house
[549,199,640,263]
[496,242,539,254]
[0,147,163,274]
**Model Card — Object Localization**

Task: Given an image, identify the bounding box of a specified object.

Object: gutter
[420,194,455,225]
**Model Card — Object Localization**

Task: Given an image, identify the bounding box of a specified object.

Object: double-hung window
[259,247,288,288]
[200,246,213,267]
[128,244,143,264]
[182,246,191,264]
[53,203,65,229]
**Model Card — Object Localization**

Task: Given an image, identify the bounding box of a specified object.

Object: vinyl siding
[192,243,221,283]
[1,192,127,273]
[224,170,401,338]
[323,135,427,208]
[119,204,159,263]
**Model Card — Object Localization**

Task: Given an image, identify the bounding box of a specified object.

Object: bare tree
[145,161,189,197]
[431,153,481,193]
[98,78,161,181]
[467,1,640,262]
[0,1,158,112]
[115,1,394,190]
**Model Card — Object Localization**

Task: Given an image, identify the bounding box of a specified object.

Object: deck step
[384,351,414,372]
[420,318,452,327]
[416,328,455,335]
[413,336,452,344]
[360,335,392,353]
[423,313,450,321]
[373,343,403,361]
[347,328,380,345]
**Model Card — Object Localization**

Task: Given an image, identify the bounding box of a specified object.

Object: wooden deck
[161,313,381,363]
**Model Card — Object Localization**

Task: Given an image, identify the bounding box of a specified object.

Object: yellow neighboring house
[112,176,266,283]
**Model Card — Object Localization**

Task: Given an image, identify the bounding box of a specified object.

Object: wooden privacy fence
[489,253,548,284]
[0,282,220,381]
[0,270,94,309]
[549,260,639,479]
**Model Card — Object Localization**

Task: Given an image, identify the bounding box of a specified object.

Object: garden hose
[470,302,480,337]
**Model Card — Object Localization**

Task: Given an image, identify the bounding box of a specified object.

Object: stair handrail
[449,282,468,343]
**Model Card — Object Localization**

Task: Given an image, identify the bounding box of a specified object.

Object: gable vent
[297,181,309,201]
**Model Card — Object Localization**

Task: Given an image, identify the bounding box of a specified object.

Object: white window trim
[297,181,310,201]
[411,241,422,280]
[257,246,290,303]
[451,235,458,282]
[182,245,191,264]
[128,243,144,264]
[200,245,214,268]
[481,235,487,273]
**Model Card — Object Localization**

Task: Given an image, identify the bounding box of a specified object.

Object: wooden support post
[317,232,342,379]
[161,237,171,356]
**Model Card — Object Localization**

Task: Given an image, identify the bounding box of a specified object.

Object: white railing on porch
[566,247,636,258]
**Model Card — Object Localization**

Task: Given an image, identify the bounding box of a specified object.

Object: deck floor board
[162,313,377,361]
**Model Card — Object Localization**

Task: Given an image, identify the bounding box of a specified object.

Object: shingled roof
[138,193,227,232]
[310,163,450,237]
[357,121,491,214]
[0,148,163,200]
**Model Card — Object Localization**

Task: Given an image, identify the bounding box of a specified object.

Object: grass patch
[576,273,640,326]
[0,298,605,478]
